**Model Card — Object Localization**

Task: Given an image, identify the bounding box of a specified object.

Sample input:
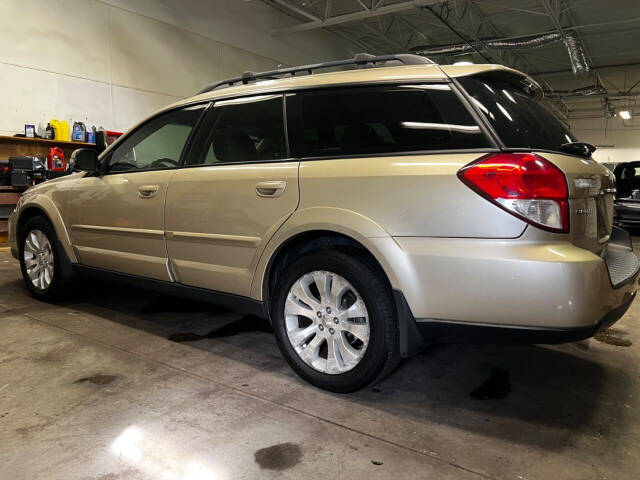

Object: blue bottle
[72,122,86,142]
[86,126,96,143]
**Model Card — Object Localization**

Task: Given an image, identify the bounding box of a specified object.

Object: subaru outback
[9,54,639,392]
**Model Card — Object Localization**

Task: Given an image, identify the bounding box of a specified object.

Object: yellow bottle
[50,119,61,141]
[50,119,70,141]
[61,120,70,141]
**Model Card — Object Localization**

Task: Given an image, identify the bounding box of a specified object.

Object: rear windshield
[459,76,577,152]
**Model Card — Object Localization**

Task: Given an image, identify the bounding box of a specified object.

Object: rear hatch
[541,153,614,254]
[456,72,614,254]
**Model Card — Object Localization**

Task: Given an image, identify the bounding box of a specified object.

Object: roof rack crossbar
[196,53,434,95]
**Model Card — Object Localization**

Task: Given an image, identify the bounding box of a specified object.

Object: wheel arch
[262,230,390,306]
[16,205,50,237]
[252,207,401,306]
[15,196,77,263]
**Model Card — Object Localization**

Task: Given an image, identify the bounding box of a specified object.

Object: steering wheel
[109,161,138,172]
[148,158,179,169]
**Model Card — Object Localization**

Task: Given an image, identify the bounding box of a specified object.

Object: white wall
[0,0,353,136]
[570,116,640,164]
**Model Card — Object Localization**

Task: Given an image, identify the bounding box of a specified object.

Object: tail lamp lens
[458,153,569,233]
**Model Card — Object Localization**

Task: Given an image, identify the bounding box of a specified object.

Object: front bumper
[372,226,638,350]
[8,209,18,259]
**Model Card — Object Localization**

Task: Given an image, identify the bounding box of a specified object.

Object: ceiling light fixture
[619,109,632,120]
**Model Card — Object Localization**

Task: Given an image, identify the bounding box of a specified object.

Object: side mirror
[70,149,99,173]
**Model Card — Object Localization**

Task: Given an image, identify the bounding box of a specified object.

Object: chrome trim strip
[166,259,177,283]
[71,224,165,238]
[74,245,167,263]
[166,231,261,247]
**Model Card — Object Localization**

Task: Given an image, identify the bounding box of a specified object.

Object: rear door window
[459,76,577,152]
[287,84,489,158]
[188,94,287,165]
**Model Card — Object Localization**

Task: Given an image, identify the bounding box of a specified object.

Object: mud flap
[393,289,426,357]
[55,240,75,280]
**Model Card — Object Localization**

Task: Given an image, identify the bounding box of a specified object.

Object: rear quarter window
[459,76,577,152]
[287,84,490,158]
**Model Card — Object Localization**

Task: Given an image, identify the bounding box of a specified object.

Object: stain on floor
[74,374,118,386]
[594,327,633,347]
[254,442,302,471]
[168,315,273,343]
[470,368,511,400]
[83,467,141,480]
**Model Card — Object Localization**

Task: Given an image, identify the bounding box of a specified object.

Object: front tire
[18,216,70,301]
[272,250,400,393]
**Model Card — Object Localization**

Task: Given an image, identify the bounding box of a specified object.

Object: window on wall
[107,105,206,173]
[287,85,489,158]
[189,94,287,165]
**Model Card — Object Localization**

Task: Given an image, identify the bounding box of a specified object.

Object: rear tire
[18,216,71,301]
[272,250,400,393]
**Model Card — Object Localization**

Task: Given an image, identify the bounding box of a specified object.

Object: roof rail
[196,53,434,95]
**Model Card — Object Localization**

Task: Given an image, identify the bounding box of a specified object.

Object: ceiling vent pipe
[563,32,591,75]
[547,86,607,98]
[411,32,561,56]
[484,32,562,50]
[411,31,591,75]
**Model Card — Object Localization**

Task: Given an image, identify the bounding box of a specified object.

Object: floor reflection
[111,425,221,480]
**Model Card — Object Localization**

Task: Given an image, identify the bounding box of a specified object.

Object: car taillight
[458,153,569,233]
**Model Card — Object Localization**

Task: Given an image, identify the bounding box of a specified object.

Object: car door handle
[256,181,286,198]
[138,185,159,198]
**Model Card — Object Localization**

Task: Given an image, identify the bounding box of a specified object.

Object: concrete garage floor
[1,249,639,480]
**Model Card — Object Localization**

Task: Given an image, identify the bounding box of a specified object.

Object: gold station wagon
[9,54,639,392]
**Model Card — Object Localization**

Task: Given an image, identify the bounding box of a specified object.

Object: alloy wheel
[23,229,54,291]
[284,270,370,374]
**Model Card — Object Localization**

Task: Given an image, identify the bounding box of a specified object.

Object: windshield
[459,76,577,152]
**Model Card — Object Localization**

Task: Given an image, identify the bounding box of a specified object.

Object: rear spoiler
[440,65,543,99]
[468,70,543,100]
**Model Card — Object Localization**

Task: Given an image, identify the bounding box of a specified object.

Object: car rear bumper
[411,291,634,346]
[371,227,638,352]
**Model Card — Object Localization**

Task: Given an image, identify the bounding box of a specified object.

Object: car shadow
[38,276,634,453]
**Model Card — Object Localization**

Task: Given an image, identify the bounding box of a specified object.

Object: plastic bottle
[61,120,70,141]
[72,122,87,142]
[86,126,96,143]
[50,119,70,141]
[96,126,107,148]
[50,119,61,141]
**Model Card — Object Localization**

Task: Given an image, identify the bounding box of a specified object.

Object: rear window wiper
[560,142,596,158]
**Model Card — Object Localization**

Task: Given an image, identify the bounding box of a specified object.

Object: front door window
[107,105,206,173]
